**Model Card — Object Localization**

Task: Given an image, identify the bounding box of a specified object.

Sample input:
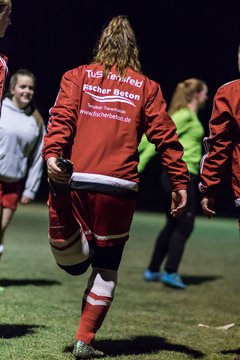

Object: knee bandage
[49,228,90,267]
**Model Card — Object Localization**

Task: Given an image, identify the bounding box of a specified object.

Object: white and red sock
[76,267,117,344]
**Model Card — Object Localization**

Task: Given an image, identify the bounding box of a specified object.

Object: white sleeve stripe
[94,231,129,241]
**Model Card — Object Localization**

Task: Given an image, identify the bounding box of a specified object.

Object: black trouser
[148,171,197,273]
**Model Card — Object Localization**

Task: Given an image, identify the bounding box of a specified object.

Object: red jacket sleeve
[42,69,81,160]
[199,86,232,197]
[0,54,8,113]
[144,82,189,191]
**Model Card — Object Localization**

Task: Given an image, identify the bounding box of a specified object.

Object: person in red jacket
[0,0,11,111]
[42,15,189,358]
[200,44,240,228]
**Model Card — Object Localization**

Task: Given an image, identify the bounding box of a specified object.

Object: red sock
[76,289,112,344]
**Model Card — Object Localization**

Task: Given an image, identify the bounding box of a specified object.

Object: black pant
[148,171,197,273]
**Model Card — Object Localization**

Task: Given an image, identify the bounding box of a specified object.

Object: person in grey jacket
[0,69,45,258]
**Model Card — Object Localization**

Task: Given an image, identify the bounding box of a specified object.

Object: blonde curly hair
[0,0,11,16]
[93,15,141,78]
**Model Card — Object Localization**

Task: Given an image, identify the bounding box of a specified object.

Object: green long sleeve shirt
[138,108,204,175]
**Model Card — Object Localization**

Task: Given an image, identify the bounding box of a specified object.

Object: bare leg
[0,207,15,256]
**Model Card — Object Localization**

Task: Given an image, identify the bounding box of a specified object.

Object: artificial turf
[0,203,239,360]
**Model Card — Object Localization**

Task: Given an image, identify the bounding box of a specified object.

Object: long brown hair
[92,15,142,77]
[168,78,207,116]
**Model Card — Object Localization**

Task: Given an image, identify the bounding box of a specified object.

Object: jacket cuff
[43,153,59,161]
[22,189,35,200]
[198,182,217,198]
[172,183,188,192]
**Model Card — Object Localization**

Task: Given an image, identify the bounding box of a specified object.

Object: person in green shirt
[139,78,208,289]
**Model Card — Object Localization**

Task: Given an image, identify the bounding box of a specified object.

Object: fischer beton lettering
[83,84,111,94]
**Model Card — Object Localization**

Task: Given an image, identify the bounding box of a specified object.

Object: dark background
[1,0,239,217]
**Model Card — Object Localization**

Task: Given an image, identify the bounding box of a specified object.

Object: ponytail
[168,78,206,116]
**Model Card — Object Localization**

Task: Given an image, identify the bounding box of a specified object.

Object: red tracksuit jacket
[43,64,189,194]
[200,79,240,207]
